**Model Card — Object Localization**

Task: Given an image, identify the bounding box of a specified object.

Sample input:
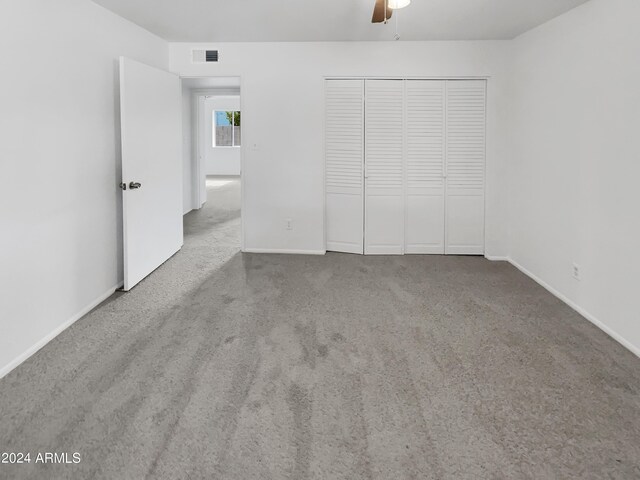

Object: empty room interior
[1,0,639,478]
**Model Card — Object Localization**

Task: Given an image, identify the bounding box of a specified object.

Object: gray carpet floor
[1,176,639,479]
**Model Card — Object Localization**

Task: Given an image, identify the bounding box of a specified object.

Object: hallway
[185,176,241,247]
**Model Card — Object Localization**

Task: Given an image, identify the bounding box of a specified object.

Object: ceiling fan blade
[372,0,392,23]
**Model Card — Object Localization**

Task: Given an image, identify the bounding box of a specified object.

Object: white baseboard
[508,258,640,358]
[0,283,122,379]
[485,255,510,261]
[242,248,326,255]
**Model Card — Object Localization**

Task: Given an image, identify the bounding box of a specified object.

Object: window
[214,111,241,147]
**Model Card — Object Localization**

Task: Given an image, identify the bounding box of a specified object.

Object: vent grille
[192,49,219,63]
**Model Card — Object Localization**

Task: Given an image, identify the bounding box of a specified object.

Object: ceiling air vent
[192,49,219,63]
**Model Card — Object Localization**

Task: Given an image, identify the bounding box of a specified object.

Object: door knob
[129,182,142,189]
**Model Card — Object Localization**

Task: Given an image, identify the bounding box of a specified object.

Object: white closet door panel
[326,193,363,254]
[365,79,404,255]
[445,80,486,255]
[366,195,404,254]
[406,195,445,253]
[325,79,364,254]
[405,80,445,254]
[445,196,485,254]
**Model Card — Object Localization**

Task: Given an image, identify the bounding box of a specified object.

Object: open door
[119,57,183,291]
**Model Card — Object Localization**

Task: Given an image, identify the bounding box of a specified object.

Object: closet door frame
[323,76,488,256]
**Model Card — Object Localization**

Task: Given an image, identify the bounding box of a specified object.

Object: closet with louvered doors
[324,78,486,256]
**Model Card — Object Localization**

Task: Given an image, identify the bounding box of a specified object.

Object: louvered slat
[446,81,485,190]
[326,80,363,191]
[406,80,445,189]
[365,81,403,189]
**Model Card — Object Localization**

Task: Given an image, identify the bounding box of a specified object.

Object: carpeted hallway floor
[1,176,639,479]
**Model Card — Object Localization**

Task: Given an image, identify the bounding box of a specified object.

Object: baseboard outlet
[508,258,640,359]
[0,282,122,379]
[242,248,326,255]
[485,255,510,261]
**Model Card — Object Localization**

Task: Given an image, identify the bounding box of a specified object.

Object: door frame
[323,76,489,256]
[181,76,245,252]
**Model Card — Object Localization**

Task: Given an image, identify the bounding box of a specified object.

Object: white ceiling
[92,0,590,42]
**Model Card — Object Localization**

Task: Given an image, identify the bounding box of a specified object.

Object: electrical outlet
[572,263,581,281]
[285,218,293,231]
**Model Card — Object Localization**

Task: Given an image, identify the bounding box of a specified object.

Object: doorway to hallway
[181,76,242,252]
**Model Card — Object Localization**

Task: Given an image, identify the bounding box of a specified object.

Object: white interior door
[120,57,183,290]
[325,79,364,254]
[405,80,446,254]
[445,80,486,255]
[365,80,404,255]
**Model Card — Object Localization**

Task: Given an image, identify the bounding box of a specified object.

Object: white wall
[510,0,640,354]
[170,42,512,255]
[0,0,168,376]
[204,96,242,176]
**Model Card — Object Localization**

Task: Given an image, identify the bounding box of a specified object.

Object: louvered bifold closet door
[325,79,364,254]
[364,80,404,254]
[405,80,446,254]
[445,80,486,254]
